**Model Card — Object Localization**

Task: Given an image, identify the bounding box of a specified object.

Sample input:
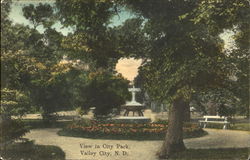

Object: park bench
[199,115,230,129]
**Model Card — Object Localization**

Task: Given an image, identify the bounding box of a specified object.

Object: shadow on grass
[0,141,65,160]
[168,148,249,160]
[57,129,207,141]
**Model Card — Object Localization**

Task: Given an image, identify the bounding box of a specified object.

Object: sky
[9,1,142,82]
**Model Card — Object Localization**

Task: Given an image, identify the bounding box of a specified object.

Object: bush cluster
[0,119,29,144]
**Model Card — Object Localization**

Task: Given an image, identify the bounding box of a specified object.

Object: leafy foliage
[82,71,130,117]
[0,89,30,143]
[56,0,115,32]
[20,4,77,120]
[191,89,238,116]
[56,0,123,69]
[22,3,54,29]
[121,0,249,157]
[0,119,29,143]
[124,0,249,116]
[112,18,148,58]
[1,88,30,119]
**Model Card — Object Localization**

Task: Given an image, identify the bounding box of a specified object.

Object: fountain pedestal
[122,86,145,117]
[113,86,151,123]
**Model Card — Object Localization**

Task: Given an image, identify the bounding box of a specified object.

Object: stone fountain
[113,85,151,123]
[122,86,144,116]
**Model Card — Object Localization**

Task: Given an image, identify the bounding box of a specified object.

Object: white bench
[199,115,230,129]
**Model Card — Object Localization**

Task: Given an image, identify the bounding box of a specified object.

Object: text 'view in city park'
[1,0,249,160]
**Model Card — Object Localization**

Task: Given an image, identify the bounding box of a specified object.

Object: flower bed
[58,119,206,140]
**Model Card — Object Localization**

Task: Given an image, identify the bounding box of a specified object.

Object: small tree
[82,71,130,117]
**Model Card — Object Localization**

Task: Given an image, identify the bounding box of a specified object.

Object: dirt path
[24,128,250,160]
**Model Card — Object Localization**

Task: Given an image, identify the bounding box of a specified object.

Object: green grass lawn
[169,148,249,160]
[230,123,250,131]
[203,123,250,131]
[22,119,71,129]
[0,141,65,160]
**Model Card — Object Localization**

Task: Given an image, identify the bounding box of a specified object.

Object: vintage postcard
[1,0,249,160]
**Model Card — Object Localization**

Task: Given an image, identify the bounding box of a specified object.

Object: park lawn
[204,123,250,131]
[230,123,250,131]
[169,148,249,160]
[0,141,65,160]
[22,119,71,129]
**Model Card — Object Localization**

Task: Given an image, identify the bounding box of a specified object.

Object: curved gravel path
[24,128,250,160]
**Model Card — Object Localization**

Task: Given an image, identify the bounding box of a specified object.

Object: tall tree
[1,0,30,145]
[123,0,249,158]
[2,1,78,124]
[1,0,35,109]
[21,3,75,120]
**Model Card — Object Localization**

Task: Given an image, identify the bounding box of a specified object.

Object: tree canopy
[121,0,249,157]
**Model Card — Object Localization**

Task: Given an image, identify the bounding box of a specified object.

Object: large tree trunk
[183,102,190,122]
[158,98,186,159]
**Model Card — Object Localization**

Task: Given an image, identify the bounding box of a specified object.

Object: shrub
[0,119,29,144]
[1,88,30,119]
[81,72,131,117]
[0,140,65,160]
[0,88,30,146]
